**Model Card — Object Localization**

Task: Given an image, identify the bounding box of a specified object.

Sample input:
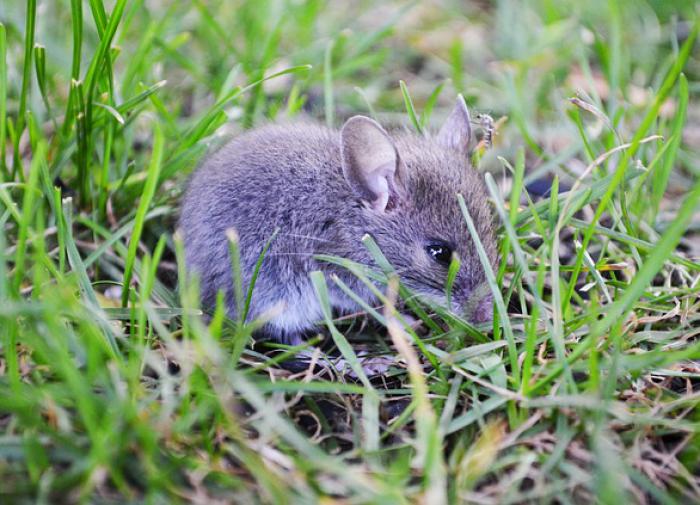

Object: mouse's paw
[287,348,397,378]
[358,354,396,377]
[325,352,396,379]
[333,352,396,378]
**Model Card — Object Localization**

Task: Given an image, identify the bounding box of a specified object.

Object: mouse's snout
[451,282,494,324]
[470,293,494,324]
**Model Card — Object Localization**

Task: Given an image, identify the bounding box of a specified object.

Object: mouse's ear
[436,94,472,152]
[341,116,403,212]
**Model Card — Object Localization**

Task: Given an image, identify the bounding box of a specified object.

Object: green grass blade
[0,23,7,180]
[242,228,279,322]
[651,74,688,218]
[399,80,423,134]
[310,271,374,389]
[13,142,45,293]
[62,198,120,357]
[83,0,127,96]
[13,0,37,179]
[419,80,445,129]
[458,194,520,385]
[121,123,164,307]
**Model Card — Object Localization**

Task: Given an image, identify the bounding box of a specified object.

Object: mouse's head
[340,96,498,323]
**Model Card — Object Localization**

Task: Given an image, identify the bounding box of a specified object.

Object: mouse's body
[179,97,497,344]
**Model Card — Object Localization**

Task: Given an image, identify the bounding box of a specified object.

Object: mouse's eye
[426,242,453,266]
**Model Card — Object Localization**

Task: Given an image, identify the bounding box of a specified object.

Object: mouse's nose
[459,283,493,323]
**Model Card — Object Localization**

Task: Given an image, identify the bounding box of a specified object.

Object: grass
[1,0,700,503]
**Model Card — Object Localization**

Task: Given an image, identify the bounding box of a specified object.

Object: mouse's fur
[179,97,497,344]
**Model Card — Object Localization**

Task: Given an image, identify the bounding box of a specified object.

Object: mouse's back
[179,123,349,332]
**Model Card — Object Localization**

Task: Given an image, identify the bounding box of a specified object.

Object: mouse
[179,95,497,346]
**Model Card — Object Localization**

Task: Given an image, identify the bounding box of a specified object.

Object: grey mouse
[179,96,497,345]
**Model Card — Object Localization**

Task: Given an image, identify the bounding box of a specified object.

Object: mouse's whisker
[275,233,333,243]
[395,272,445,292]
[265,252,317,257]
